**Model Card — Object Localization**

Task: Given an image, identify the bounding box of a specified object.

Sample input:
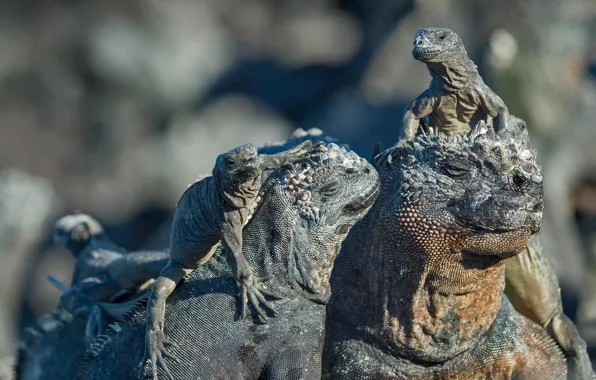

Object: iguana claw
[84,305,104,344]
[237,273,280,322]
[140,327,180,380]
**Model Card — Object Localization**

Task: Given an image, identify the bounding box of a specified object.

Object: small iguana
[51,213,170,341]
[400,27,525,140]
[324,124,568,378]
[76,142,380,380]
[142,141,324,379]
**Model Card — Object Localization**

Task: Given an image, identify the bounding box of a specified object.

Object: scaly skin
[14,130,336,380]
[77,143,380,380]
[142,141,325,380]
[505,235,594,379]
[400,27,591,378]
[401,27,519,140]
[324,124,568,379]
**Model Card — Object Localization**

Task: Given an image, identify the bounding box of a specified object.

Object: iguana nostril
[363,167,371,174]
[531,202,542,213]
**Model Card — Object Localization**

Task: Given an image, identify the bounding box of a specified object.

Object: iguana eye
[320,181,340,196]
[439,33,447,40]
[512,173,525,187]
[226,157,236,166]
[439,162,469,177]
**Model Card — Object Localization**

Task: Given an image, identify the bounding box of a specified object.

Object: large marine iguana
[77,142,379,380]
[323,124,569,378]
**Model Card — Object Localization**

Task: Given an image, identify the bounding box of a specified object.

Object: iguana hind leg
[505,234,594,379]
[141,261,189,380]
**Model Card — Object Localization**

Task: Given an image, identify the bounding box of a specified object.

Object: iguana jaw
[341,184,379,216]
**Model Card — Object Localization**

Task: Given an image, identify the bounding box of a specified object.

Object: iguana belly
[427,92,483,134]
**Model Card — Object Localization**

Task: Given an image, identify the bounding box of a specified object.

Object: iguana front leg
[141,261,190,380]
[221,214,278,321]
[478,82,510,133]
[400,90,437,140]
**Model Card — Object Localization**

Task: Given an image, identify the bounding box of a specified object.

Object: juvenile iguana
[76,142,380,380]
[323,124,568,378]
[51,213,170,341]
[400,27,525,140]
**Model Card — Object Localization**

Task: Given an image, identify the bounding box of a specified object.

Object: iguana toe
[237,275,280,322]
[142,328,179,380]
[84,305,104,344]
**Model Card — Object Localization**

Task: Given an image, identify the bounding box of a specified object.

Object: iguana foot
[84,305,104,344]
[58,288,95,316]
[547,313,593,380]
[260,140,326,171]
[237,273,280,322]
[140,327,180,380]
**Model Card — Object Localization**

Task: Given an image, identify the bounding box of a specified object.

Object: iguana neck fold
[245,181,342,305]
[356,200,508,363]
[427,57,478,93]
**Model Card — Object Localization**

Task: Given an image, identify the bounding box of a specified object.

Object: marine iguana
[13,130,333,380]
[142,141,324,379]
[323,124,568,378]
[77,142,379,380]
[50,213,169,341]
[399,26,591,378]
[400,27,523,140]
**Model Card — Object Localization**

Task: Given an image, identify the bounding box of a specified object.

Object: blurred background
[0,0,595,377]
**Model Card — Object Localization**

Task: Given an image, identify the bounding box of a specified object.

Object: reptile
[15,215,168,380]
[400,27,526,141]
[76,142,379,380]
[505,235,594,379]
[13,129,333,380]
[142,140,325,379]
[323,123,570,378]
[400,26,592,378]
[50,213,170,342]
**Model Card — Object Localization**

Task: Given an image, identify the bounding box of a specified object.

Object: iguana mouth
[457,211,542,235]
[412,46,442,61]
[342,185,380,216]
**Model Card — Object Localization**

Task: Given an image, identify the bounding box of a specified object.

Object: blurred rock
[0,355,13,380]
[0,170,58,357]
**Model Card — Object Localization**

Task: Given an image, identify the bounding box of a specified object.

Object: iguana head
[375,124,543,257]
[288,143,380,234]
[412,27,467,64]
[252,143,379,298]
[213,143,262,195]
[53,213,105,258]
